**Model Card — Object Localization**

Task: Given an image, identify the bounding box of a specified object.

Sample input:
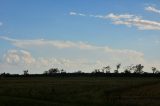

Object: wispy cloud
[69,11,86,16]
[69,12,160,30]
[105,13,160,30]
[0,36,144,58]
[0,36,96,49]
[145,6,160,14]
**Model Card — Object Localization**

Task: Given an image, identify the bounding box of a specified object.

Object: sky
[0,0,160,74]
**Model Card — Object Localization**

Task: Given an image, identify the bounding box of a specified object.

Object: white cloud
[145,6,160,14]
[96,13,160,30]
[69,12,160,30]
[69,11,86,16]
[0,36,94,49]
[0,36,144,58]
[106,13,136,20]
[69,12,77,15]
[3,49,35,65]
[0,49,111,73]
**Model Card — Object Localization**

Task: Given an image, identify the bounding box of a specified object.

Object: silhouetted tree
[124,69,131,74]
[23,70,28,75]
[0,72,6,76]
[60,69,66,73]
[48,68,59,75]
[133,64,144,74]
[152,67,157,74]
[117,63,121,70]
[124,65,133,74]
[151,67,160,74]
[114,63,121,73]
[103,66,111,73]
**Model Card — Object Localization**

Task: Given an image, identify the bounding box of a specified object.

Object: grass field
[0,76,160,106]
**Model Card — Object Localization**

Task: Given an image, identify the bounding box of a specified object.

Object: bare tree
[133,64,144,74]
[114,63,121,73]
[60,69,66,73]
[124,65,133,74]
[23,70,28,75]
[103,66,111,73]
[151,67,160,74]
[152,67,157,74]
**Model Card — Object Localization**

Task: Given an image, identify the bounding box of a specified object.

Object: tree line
[0,63,160,76]
[44,64,159,75]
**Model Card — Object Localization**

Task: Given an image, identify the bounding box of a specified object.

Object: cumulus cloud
[0,49,113,73]
[69,12,160,30]
[145,6,160,14]
[0,49,37,74]
[3,50,35,65]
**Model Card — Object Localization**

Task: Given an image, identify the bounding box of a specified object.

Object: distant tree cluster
[92,64,160,74]
[43,68,66,75]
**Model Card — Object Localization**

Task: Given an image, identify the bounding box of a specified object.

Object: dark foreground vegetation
[0,75,160,106]
[1,64,160,106]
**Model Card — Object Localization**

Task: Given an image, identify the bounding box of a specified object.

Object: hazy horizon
[0,0,160,74]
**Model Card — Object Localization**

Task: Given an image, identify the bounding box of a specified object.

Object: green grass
[0,77,160,106]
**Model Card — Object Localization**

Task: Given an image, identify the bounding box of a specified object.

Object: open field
[0,76,160,106]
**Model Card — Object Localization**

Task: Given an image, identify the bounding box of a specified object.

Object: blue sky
[0,0,160,74]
